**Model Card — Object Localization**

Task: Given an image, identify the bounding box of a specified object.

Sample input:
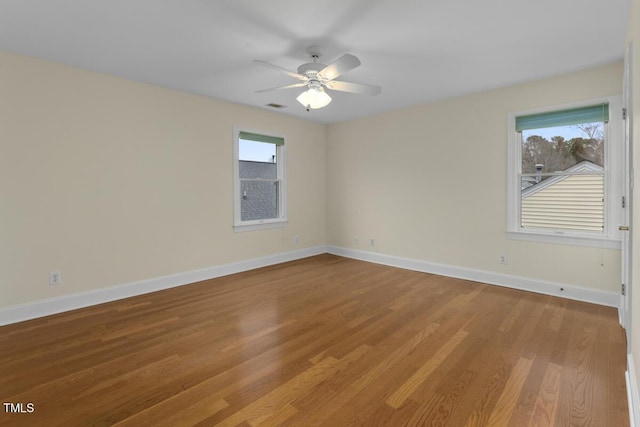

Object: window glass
[239,139,278,221]
[234,130,286,230]
[519,120,605,233]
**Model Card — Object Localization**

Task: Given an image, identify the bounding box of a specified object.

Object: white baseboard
[1,245,620,327]
[628,354,640,427]
[0,246,327,326]
[327,246,619,308]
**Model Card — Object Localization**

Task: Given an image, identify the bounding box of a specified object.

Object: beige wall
[0,47,627,312]
[327,62,623,292]
[0,50,326,308]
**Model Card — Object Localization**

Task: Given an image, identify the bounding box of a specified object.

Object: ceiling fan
[255,46,381,111]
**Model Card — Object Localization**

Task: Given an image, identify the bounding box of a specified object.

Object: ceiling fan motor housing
[297,62,327,79]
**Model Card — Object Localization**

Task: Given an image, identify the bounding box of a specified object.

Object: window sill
[507,230,620,249]
[234,220,288,233]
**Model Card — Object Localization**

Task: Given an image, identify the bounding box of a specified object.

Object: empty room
[1,1,639,426]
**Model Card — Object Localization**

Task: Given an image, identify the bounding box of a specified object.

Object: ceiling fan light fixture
[296,85,331,110]
[256,48,380,111]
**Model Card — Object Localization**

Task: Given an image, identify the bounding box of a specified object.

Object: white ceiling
[0,0,630,124]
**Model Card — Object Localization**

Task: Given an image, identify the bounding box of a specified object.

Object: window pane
[238,138,279,222]
[521,123,604,175]
[239,139,277,163]
[521,173,604,232]
[519,118,605,233]
[240,180,279,221]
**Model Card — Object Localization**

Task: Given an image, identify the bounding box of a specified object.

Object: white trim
[628,354,640,427]
[327,246,619,308]
[621,41,634,351]
[1,245,620,326]
[506,230,621,249]
[233,220,288,233]
[0,246,327,326]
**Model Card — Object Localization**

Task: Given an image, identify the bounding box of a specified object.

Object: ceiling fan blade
[254,60,308,81]
[317,54,361,81]
[325,80,381,96]
[255,82,308,93]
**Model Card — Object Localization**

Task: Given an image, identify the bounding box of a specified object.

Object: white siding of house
[521,174,604,231]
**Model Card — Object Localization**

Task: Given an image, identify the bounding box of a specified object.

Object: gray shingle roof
[239,161,278,221]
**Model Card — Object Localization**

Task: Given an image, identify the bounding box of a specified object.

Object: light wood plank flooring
[0,254,629,426]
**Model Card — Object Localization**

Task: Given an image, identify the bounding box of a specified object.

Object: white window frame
[233,127,287,232]
[506,95,622,249]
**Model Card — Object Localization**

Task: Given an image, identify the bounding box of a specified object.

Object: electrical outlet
[294,235,300,244]
[499,253,508,265]
[354,236,359,245]
[49,271,62,285]
[370,239,376,247]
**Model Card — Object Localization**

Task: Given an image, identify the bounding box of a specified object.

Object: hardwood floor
[0,254,629,426]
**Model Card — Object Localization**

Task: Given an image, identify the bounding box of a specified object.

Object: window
[233,129,287,231]
[507,97,622,248]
